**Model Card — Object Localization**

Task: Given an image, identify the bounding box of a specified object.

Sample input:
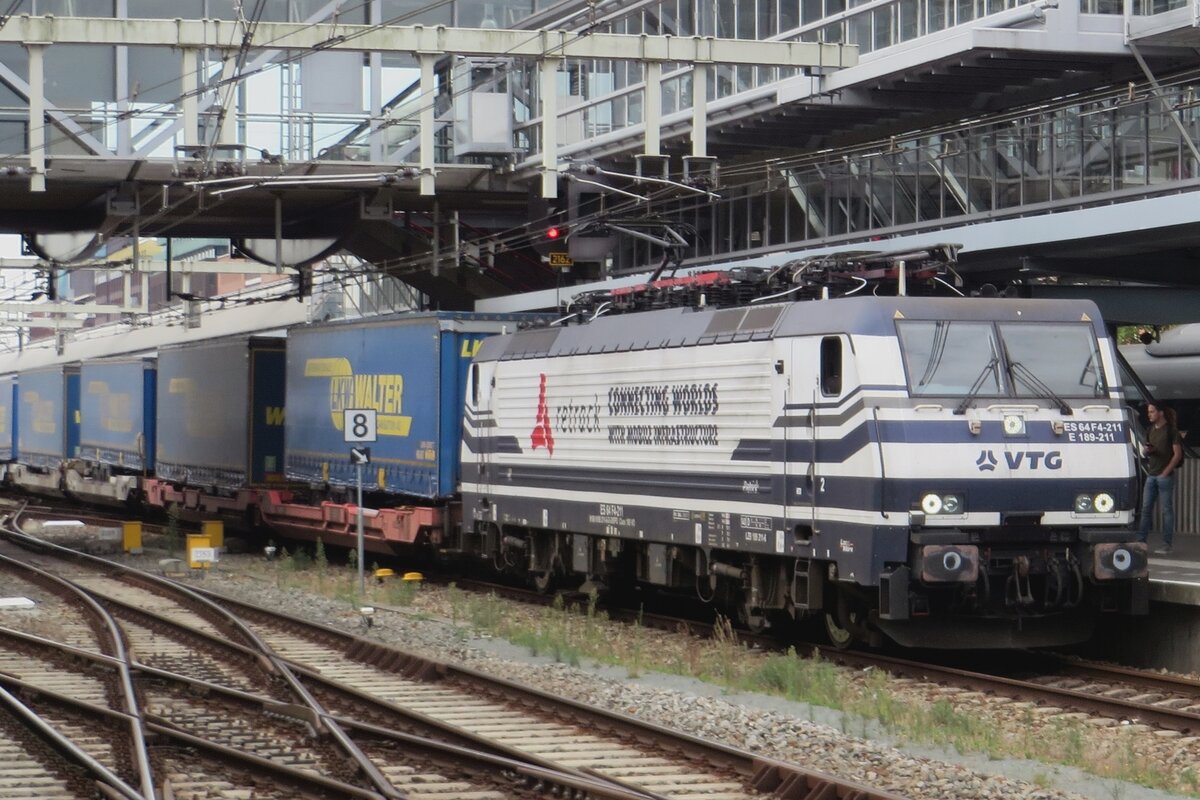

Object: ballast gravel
[174,560,1191,800]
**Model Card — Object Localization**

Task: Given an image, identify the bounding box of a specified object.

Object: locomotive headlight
[920,493,964,515]
[1003,414,1025,436]
[1074,492,1116,514]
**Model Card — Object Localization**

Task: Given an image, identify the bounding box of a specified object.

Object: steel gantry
[0,14,856,198]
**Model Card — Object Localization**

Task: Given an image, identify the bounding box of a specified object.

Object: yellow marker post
[186,534,212,570]
[122,521,143,554]
[202,520,224,550]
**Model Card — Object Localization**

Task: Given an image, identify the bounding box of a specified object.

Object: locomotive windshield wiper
[1007,360,1073,415]
[953,356,1000,415]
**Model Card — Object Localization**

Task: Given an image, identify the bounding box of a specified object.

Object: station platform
[1147,534,1200,605]
[1081,534,1200,672]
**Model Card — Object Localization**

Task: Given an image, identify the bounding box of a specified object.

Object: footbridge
[0,0,1196,321]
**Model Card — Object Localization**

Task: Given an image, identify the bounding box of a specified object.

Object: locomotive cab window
[898,320,1107,399]
[897,321,1003,397]
[997,322,1106,397]
[820,336,842,396]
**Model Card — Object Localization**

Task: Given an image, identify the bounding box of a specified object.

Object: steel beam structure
[0,16,852,66]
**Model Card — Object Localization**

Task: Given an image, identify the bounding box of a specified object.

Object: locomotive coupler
[1005,555,1035,607]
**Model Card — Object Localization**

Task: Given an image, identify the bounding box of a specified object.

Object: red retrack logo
[531,373,555,455]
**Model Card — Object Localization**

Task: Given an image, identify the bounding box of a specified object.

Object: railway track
[0,512,904,800]
[15,499,1200,790]
[13,497,1200,740]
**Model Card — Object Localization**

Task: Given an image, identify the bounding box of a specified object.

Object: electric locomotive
[459,250,1148,649]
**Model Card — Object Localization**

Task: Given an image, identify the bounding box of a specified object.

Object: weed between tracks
[247,549,1192,796]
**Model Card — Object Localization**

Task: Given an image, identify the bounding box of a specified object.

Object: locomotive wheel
[824,612,855,649]
[736,601,769,633]
[531,569,556,594]
[824,588,868,650]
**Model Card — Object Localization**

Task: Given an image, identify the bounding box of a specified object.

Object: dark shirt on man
[1146,423,1183,475]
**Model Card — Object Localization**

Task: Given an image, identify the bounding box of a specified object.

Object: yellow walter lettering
[102,393,132,433]
[352,374,405,414]
[31,396,55,434]
[305,357,353,377]
[460,339,484,358]
[378,415,412,436]
[265,406,286,425]
[323,369,411,435]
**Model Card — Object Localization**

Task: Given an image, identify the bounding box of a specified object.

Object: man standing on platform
[1138,401,1184,555]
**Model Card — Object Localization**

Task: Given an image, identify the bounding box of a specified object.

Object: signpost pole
[356,459,365,596]
[343,407,377,600]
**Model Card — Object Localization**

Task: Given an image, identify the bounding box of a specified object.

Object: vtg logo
[977,449,1063,471]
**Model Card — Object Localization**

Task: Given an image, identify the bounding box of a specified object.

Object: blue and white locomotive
[460,256,1148,649]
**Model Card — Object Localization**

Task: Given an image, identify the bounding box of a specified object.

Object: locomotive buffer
[345,409,377,595]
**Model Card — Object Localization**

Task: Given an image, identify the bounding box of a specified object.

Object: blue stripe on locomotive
[80,358,156,472]
[285,314,474,498]
[18,365,79,468]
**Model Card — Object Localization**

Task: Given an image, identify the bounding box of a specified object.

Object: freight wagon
[144,336,286,521]
[261,312,544,550]
[9,363,79,496]
[68,355,157,506]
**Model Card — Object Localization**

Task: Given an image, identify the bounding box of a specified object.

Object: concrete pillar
[181,48,199,148]
[691,63,708,158]
[26,43,45,192]
[644,61,662,157]
[419,52,436,195]
[541,57,559,199]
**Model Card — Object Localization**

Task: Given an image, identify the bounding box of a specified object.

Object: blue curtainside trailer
[80,356,156,473]
[156,336,285,490]
[17,364,80,469]
[285,312,538,499]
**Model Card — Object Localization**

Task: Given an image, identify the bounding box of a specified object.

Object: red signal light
[546,226,562,240]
